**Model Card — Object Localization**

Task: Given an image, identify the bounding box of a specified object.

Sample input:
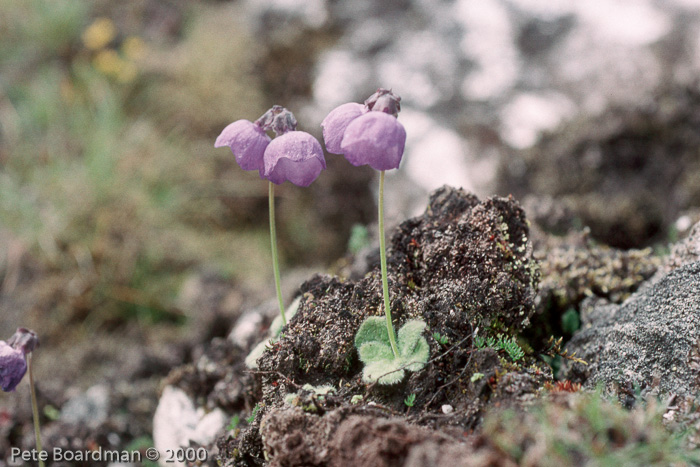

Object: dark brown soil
[206,186,553,465]
[159,186,700,467]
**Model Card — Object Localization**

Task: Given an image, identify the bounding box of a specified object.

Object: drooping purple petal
[263,131,326,187]
[0,341,27,392]
[340,112,406,171]
[321,103,365,154]
[215,120,271,172]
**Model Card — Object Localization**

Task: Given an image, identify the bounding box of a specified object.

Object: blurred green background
[0,0,370,340]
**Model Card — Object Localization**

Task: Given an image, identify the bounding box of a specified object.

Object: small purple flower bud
[340,112,407,171]
[263,131,326,187]
[364,88,401,117]
[7,328,39,355]
[215,120,271,173]
[0,341,27,392]
[321,103,366,154]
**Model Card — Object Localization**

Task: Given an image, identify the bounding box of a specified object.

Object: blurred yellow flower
[93,49,122,76]
[122,36,146,61]
[92,48,139,83]
[82,17,117,51]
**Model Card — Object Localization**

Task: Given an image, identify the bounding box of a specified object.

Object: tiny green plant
[404,393,416,407]
[246,403,262,424]
[561,308,581,335]
[473,335,497,349]
[500,336,525,362]
[348,223,371,255]
[322,89,429,385]
[354,317,430,384]
[433,332,449,345]
[474,334,525,362]
[226,414,240,431]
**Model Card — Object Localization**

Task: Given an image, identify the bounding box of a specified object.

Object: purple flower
[0,341,27,392]
[216,106,326,186]
[320,103,365,154]
[264,131,326,187]
[321,89,406,171]
[341,112,406,171]
[215,120,270,174]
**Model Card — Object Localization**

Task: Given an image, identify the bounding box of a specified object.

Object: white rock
[441,404,454,414]
[153,386,227,467]
[228,310,263,348]
[60,384,110,429]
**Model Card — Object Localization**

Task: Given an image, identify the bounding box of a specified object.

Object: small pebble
[441,404,453,414]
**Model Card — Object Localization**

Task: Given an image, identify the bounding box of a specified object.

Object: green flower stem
[269,181,286,326]
[379,171,399,358]
[28,354,44,467]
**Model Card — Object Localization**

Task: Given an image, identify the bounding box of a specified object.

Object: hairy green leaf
[357,340,393,364]
[397,319,427,357]
[403,335,429,372]
[354,316,390,348]
[362,358,405,385]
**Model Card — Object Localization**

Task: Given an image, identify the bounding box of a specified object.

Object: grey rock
[564,261,700,397]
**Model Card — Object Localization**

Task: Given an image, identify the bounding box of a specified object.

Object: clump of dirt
[213,186,549,465]
[498,83,700,249]
[156,187,700,467]
[259,405,473,467]
[256,186,540,406]
[253,388,696,467]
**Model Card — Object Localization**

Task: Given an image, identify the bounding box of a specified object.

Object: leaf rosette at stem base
[354,316,429,385]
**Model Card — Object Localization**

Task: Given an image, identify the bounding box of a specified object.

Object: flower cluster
[216,89,425,384]
[215,105,326,187]
[0,328,39,392]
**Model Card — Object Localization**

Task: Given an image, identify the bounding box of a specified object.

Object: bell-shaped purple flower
[321,102,365,154]
[215,120,271,174]
[263,131,326,187]
[0,341,27,392]
[340,112,406,171]
[321,89,406,171]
